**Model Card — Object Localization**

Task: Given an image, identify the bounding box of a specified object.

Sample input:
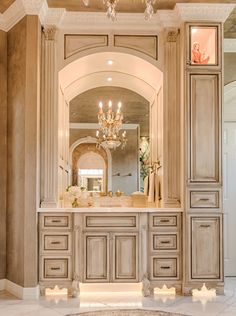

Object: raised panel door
[191,217,221,279]
[189,74,220,182]
[84,233,109,282]
[113,233,138,282]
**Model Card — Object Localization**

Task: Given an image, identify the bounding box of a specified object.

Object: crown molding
[176,3,235,22]
[0,1,235,32]
[224,39,236,52]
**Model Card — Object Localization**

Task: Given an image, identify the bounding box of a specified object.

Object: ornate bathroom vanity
[38,207,223,297]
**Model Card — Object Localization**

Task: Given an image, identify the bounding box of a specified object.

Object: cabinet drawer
[151,215,178,228]
[152,234,178,251]
[42,215,71,229]
[85,215,137,228]
[43,235,69,251]
[190,191,219,208]
[152,257,178,278]
[43,258,68,279]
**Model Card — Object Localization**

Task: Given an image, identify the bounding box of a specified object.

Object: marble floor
[1,278,236,316]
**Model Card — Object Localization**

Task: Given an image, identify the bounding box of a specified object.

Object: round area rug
[67,310,187,316]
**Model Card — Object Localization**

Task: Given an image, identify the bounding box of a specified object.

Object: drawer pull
[161,241,170,244]
[161,266,170,269]
[200,224,210,228]
[198,198,210,202]
[160,219,170,223]
[50,267,61,270]
[51,220,61,223]
[51,241,61,245]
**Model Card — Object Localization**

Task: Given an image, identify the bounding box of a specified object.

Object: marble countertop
[37,207,183,213]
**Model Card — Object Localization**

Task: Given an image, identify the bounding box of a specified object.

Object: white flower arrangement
[66,185,82,198]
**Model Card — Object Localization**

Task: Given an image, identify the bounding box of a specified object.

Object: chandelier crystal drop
[82,0,156,21]
[96,100,127,149]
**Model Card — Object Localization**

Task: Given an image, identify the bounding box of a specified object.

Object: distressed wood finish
[189,74,220,182]
[152,257,178,279]
[191,216,222,279]
[84,233,109,282]
[114,35,158,60]
[190,191,220,209]
[65,34,108,59]
[113,233,138,282]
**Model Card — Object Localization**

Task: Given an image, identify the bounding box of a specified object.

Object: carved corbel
[142,273,151,297]
[71,272,80,297]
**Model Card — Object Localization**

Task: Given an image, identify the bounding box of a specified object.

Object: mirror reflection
[69,87,149,195]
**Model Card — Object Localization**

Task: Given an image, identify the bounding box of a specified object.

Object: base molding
[0,279,6,291]
[0,279,39,299]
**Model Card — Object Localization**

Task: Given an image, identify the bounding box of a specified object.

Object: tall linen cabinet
[183,22,224,294]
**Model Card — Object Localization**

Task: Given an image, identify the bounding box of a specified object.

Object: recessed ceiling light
[107,59,114,65]
[107,77,112,82]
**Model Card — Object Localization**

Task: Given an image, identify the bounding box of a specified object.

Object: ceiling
[1,0,236,13]
[1,1,235,36]
[47,0,236,12]
[70,86,149,136]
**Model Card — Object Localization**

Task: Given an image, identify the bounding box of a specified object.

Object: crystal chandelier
[82,0,156,21]
[96,100,127,149]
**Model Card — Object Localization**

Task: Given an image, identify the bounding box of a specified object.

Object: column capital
[165,28,179,43]
[43,25,57,41]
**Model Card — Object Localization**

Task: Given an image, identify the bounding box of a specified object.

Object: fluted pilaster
[40,25,58,208]
[162,28,181,208]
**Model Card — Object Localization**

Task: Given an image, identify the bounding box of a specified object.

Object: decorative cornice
[0,1,235,32]
[224,39,236,52]
[176,3,235,22]
[158,10,181,28]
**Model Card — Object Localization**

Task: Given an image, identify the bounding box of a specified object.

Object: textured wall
[0,30,7,280]
[7,16,40,287]
[224,53,236,86]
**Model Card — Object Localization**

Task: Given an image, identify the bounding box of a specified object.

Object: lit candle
[99,101,103,109]
[118,101,122,109]
[108,100,112,108]
[96,130,99,137]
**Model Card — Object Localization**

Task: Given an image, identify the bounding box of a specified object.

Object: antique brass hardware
[161,266,170,269]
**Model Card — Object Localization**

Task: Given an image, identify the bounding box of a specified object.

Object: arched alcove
[58,50,163,197]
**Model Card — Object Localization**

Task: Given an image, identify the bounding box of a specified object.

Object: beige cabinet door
[84,233,109,282]
[189,74,220,183]
[112,233,138,282]
[191,217,221,279]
